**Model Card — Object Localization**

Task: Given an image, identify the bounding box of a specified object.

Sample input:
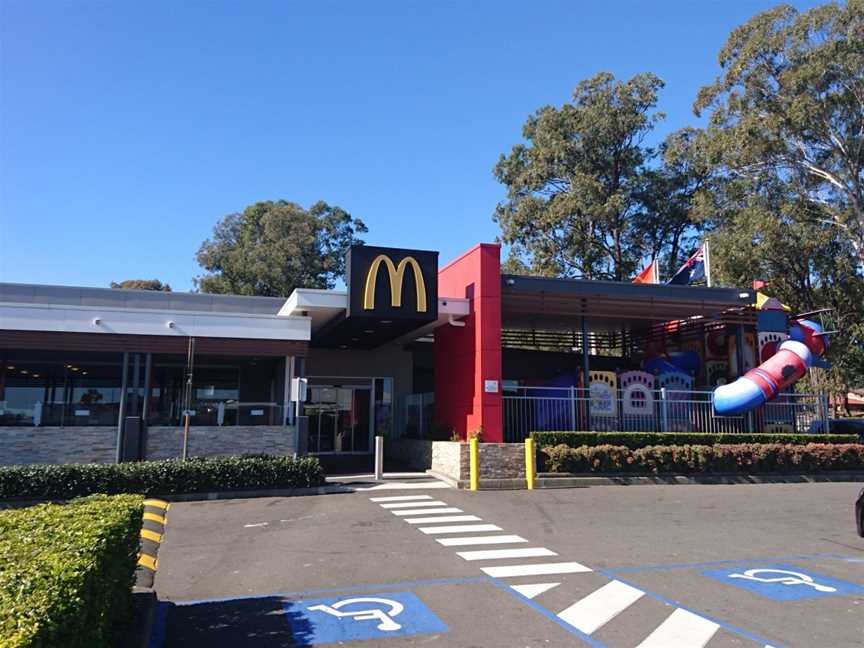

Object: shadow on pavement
[162,597,314,647]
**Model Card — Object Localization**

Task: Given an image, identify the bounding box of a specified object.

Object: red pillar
[434,243,503,442]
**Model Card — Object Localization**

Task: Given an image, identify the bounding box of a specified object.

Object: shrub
[0,494,144,647]
[0,454,325,500]
[532,431,859,450]
[542,443,864,475]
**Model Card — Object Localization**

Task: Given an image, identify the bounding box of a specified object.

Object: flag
[632,259,659,284]
[667,246,706,285]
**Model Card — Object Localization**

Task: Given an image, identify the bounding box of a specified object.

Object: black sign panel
[346,245,438,322]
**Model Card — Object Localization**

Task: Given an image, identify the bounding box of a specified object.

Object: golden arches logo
[363,255,427,312]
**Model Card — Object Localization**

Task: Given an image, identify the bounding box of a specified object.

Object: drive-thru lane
[153,480,864,647]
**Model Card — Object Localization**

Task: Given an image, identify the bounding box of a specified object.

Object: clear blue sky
[0,0,822,291]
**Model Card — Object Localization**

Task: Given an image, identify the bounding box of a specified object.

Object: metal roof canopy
[501,274,755,332]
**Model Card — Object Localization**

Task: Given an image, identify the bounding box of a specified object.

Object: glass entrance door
[306,383,372,454]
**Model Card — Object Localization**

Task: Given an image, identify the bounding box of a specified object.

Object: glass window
[0,353,123,427]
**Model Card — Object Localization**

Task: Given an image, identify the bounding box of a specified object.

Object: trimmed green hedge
[542,443,864,474]
[532,431,859,450]
[0,455,325,500]
[0,494,144,647]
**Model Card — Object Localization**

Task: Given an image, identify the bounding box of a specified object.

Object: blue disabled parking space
[151,575,586,647]
[702,563,864,601]
[600,554,864,648]
[283,591,447,645]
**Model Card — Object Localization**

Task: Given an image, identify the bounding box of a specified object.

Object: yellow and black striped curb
[138,498,170,573]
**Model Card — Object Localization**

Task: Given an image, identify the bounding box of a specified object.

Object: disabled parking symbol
[703,564,864,601]
[283,591,447,644]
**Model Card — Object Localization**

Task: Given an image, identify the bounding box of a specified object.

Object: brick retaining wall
[386,438,527,485]
[0,427,117,465]
[144,426,297,460]
[0,425,297,465]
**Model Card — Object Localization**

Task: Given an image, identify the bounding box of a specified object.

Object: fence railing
[503,386,829,443]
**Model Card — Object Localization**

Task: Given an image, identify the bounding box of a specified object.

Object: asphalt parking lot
[151,480,864,647]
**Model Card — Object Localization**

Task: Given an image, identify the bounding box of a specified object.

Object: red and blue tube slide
[712,340,813,416]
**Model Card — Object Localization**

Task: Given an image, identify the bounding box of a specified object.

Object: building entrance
[305,380,372,454]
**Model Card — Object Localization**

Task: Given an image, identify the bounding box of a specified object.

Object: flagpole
[704,241,712,287]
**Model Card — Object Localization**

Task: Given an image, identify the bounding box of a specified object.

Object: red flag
[633,259,659,284]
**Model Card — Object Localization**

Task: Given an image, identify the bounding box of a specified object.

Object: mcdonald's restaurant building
[0,243,754,469]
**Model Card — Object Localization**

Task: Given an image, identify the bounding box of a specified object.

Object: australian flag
[667,246,706,285]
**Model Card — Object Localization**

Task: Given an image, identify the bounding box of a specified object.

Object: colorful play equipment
[713,318,830,416]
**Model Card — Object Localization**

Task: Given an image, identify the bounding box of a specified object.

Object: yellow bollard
[469,436,479,491]
[525,437,535,490]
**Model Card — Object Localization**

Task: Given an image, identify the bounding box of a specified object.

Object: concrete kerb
[536,471,864,487]
[432,467,864,490]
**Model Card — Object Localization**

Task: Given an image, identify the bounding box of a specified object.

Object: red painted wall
[434,243,503,442]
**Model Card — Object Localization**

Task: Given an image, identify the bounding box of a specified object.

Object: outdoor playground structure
[500,296,835,440]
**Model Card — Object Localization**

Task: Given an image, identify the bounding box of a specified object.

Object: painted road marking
[702,564,864,601]
[380,501,448,509]
[481,562,593,578]
[244,522,268,528]
[418,524,503,534]
[392,507,463,516]
[370,495,434,502]
[143,512,166,524]
[144,499,170,510]
[557,579,645,635]
[367,492,775,646]
[635,607,720,648]
[405,515,482,524]
[436,535,528,547]
[456,547,558,561]
[358,481,450,491]
[511,583,560,599]
[284,591,447,644]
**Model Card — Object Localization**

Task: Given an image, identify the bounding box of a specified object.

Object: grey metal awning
[501,274,755,332]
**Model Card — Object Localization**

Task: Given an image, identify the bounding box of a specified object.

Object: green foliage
[0,455,325,500]
[494,72,670,281]
[109,279,172,291]
[531,431,858,450]
[542,443,864,474]
[689,0,864,396]
[195,200,367,296]
[0,494,144,648]
[694,1,864,264]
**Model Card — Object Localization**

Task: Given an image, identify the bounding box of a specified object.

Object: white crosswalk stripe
[557,579,645,635]
[436,535,527,547]
[635,608,720,648]
[392,507,463,516]
[405,514,482,524]
[456,547,557,561]
[481,562,592,578]
[369,494,434,502]
[358,481,451,491]
[510,582,560,599]
[380,501,448,509]
[418,523,502,534]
